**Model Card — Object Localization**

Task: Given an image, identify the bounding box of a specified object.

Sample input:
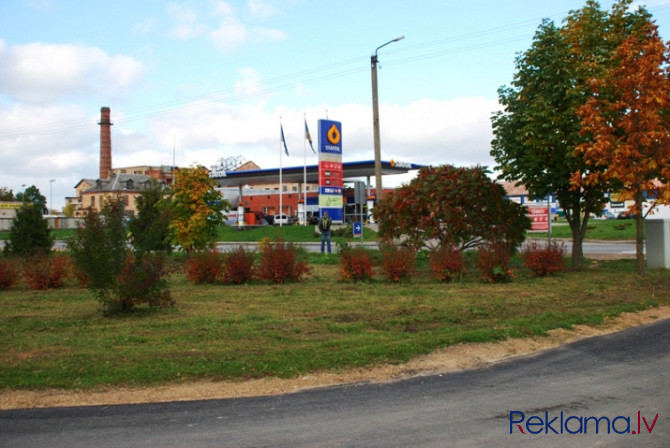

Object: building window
[91,196,95,206]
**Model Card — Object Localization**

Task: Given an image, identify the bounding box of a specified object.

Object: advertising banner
[527,205,550,232]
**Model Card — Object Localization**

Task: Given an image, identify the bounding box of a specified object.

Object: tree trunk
[635,192,645,275]
[566,204,585,268]
[571,230,585,268]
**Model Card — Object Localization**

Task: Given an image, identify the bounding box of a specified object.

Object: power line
[1,1,667,140]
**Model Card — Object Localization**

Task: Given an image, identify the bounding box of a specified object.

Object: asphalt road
[214,239,637,256]
[0,238,639,257]
[2,318,668,448]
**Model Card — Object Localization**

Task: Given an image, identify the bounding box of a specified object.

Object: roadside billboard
[527,205,550,232]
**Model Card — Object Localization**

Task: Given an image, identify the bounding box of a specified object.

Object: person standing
[319,211,332,254]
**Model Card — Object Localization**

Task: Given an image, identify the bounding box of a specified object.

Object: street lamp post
[49,179,55,215]
[371,35,404,203]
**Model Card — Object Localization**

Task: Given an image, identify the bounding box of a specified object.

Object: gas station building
[211,159,423,225]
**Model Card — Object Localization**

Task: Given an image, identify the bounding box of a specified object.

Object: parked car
[592,210,616,220]
[307,212,320,225]
[617,210,634,219]
[272,214,295,225]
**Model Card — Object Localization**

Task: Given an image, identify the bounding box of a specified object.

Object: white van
[273,214,295,225]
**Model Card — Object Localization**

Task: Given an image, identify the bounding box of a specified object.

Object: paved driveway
[2,318,668,447]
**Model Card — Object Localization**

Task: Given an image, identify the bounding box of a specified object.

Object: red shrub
[0,258,19,290]
[256,238,311,284]
[339,247,375,282]
[117,253,172,310]
[23,254,71,290]
[380,244,416,283]
[185,250,223,284]
[522,240,566,277]
[429,245,465,282]
[476,241,514,283]
[222,245,255,284]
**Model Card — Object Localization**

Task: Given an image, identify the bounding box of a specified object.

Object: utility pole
[371,36,404,203]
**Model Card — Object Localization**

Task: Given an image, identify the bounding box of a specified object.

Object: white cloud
[0,40,145,104]
[166,1,285,52]
[0,93,500,209]
[128,96,500,175]
[233,67,265,98]
[132,17,159,35]
[210,16,249,52]
[247,0,278,21]
[249,26,286,43]
[167,4,207,40]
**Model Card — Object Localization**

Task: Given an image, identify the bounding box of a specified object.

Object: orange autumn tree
[169,165,229,253]
[575,22,670,273]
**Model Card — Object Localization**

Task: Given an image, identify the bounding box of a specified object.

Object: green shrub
[69,197,172,313]
[69,199,128,305]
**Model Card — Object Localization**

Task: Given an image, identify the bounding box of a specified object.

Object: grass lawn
[1,256,668,391]
[531,218,638,240]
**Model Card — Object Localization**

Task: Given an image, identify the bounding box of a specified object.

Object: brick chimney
[98,107,113,179]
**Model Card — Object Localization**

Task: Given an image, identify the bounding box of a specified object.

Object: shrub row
[0,254,72,290]
[0,240,566,292]
[338,240,566,284]
[186,239,311,285]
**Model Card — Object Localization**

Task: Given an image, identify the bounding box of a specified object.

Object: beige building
[0,202,21,219]
[67,170,172,218]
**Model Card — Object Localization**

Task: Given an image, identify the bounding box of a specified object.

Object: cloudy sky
[1,0,669,210]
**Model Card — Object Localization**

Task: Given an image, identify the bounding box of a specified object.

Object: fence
[0,217,83,231]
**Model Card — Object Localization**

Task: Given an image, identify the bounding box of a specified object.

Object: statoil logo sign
[319,120,342,154]
[510,411,659,436]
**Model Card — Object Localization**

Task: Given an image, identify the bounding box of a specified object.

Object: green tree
[374,165,530,251]
[70,196,171,313]
[69,197,128,308]
[6,203,53,256]
[490,0,652,268]
[169,165,229,252]
[128,180,172,256]
[63,203,76,217]
[16,185,47,214]
[0,187,15,201]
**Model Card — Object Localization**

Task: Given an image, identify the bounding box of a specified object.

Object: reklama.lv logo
[510,411,659,435]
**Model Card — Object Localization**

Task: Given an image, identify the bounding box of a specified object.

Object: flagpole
[279,117,283,227]
[303,114,308,226]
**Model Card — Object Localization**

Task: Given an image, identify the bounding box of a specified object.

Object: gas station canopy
[212,159,424,187]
